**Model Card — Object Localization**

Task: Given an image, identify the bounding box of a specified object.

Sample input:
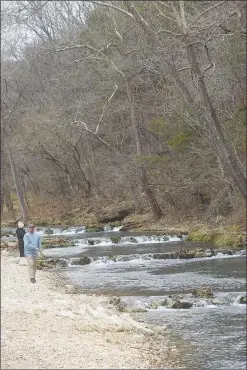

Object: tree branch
[90,1,134,19]
[96,83,118,134]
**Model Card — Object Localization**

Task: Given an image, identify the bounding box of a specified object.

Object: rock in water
[71,256,91,265]
[170,300,192,309]
[239,296,246,304]
[192,286,214,298]
[161,298,192,309]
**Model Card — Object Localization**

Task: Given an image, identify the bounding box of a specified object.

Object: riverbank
[1,255,181,369]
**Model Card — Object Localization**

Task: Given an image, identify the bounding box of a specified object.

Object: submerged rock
[192,286,214,298]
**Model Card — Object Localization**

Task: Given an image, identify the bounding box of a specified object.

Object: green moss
[187,228,245,248]
[149,301,159,309]
[110,236,121,244]
[187,229,216,244]
[108,255,117,262]
[86,225,104,232]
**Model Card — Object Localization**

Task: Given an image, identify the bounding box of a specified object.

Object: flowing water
[2,226,246,368]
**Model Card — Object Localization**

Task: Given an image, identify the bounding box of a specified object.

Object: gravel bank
[1,255,179,369]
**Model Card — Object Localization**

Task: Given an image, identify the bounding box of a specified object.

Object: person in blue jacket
[23,224,42,283]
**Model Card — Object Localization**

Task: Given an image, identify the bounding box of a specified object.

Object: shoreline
[1,254,182,369]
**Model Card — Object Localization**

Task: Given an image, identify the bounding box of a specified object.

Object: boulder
[98,208,133,223]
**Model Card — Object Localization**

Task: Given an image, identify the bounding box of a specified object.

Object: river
[2,226,246,368]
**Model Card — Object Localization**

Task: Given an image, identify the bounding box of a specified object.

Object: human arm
[38,236,42,250]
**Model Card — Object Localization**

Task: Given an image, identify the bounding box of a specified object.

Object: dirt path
[1,255,179,369]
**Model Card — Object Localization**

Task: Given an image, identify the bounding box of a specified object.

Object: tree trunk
[130,186,144,214]
[4,187,15,220]
[187,44,246,198]
[7,147,29,222]
[1,187,4,215]
[126,81,163,219]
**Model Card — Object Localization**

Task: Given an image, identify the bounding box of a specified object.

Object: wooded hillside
[1,1,246,225]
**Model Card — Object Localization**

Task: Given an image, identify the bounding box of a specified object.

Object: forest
[1,1,246,228]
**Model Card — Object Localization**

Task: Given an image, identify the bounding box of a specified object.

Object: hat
[28,224,34,228]
[18,221,24,228]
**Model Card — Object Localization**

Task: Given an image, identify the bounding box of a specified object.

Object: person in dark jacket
[16,221,26,265]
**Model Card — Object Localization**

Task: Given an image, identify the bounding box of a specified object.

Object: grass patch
[187,228,245,248]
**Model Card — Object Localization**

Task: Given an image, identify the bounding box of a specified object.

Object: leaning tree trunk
[7,146,29,222]
[164,51,246,199]
[126,81,163,220]
[187,44,246,198]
